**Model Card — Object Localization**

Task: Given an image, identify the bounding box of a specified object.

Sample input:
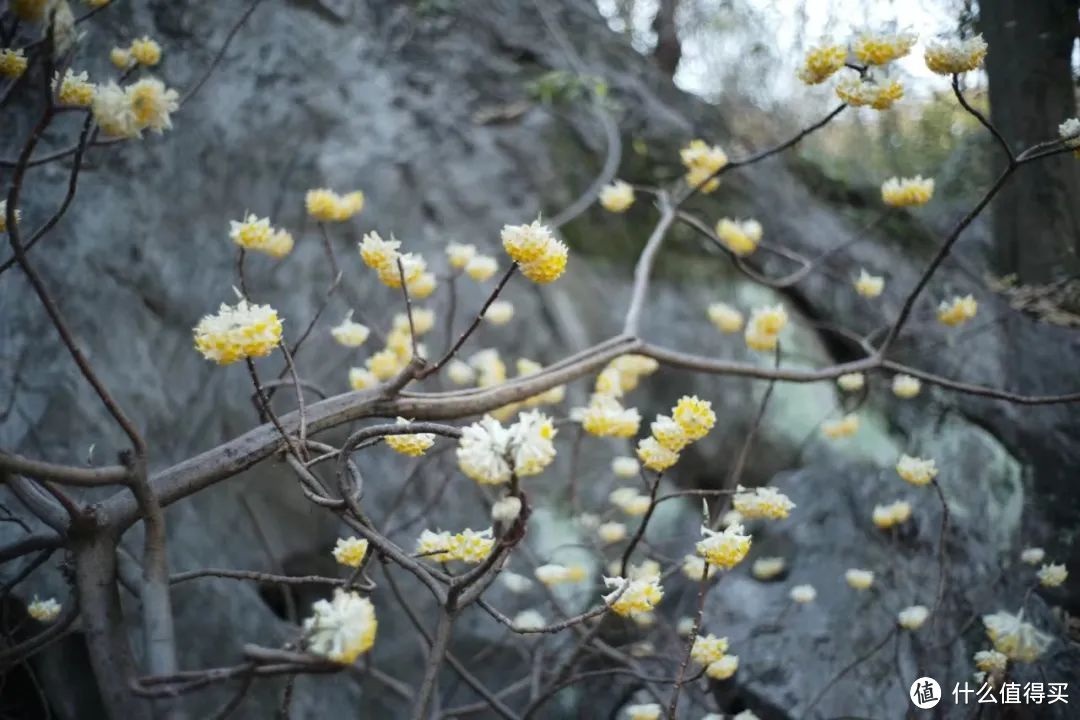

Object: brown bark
[980,0,1080,283]
[652,0,682,78]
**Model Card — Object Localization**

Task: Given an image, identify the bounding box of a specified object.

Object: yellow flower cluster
[446,242,476,269]
[193,298,283,365]
[634,395,715,471]
[822,413,859,439]
[745,304,787,352]
[625,704,662,720]
[898,604,930,630]
[937,295,977,326]
[796,43,847,85]
[303,590,377,664]
[896,454,938,486]
[331,312,370,347]
[690,634,729,665]
[603,576,663,618]
[597,521,628,544]
[752,557,786,580]
[845,568,874,590]
[416,528,494,564]
[305,188,364,222]
[924,35,988,75]
[837,372,865,392]
[680,139,728,193]
[983,611,1051,662]
[872,500,912,529]
[93,78,180,138]
[484,300,514,325]
[27,597,61,622]
[599,180,635,212]
[1037,563,1067,588]
[790,584,817,603]
[696,523,752,569]
[535,563,587,586]
[835,76,904,110]
[892,374,921,399]
[501,219,568,284]
[465,254,498,281]
[332,537,369,567]
[53,69,96,106]
[229,214,294,258]
[854,269,884,298]
[0,49,27,79]
[0,201,19,233]
[853,30,917,66]
[715,218,762,256]
[704,654,739,680]
[612,456,640,478]
[707,302,744,333]
[358,231,436,297]
[1020,547,1045,565]
[384,418,436,456]
[974,649,1008,674]
[130,36,163,66]
[881,176,935,207]
[732,485,796,520]
[610,488,652,517]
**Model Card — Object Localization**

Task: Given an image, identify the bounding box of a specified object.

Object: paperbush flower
[681,554,719,580]
[407,271,437,299]
[745,304,788,351]
[512,609,546,631]
[672,395,716,441]
[898,604,930,630]
[465,254,497,281]
[415,530,453,562]
[110,47,132,69]
[348,367,377,390]
[519,240,568,284]
[393,309,435,336]
[650,415,688,452]
[822,413,859,439]
[502,219,554,264]
[130,36,162,66]
[448,528,495,563]
[974,649,1008,673]
[983,611,1052,662]
[53,69,95,106]
[193,298,283,365]
[625,704,661,720]
[332,537,369,567]
[853,30,917,65]
[691,634,729,665]
[716,218,763,256]
[484,300,514,325]
[1020,547,1045,565]
[457,412,556,483]
[603,576,663,617]
[845,568,874,590]
[384,418,436,456]
[597,521,628,544]
[331,313,370,347]
[708,302,744,333]
[359,231,399,270]
[938,295,977,326]
[500,571,533,593]
[376,252,425,289]
[680,139,728,193]
[366,348,402,380]
[837,372,865,392]
[881,176,934,207]
[854,269,885,298]
[600,180,635,212]
[924,35,988,75]
[1037,563,1067,588]
[612,456,640,478]
[636,436,679,471]
[697,523,751,569]
[491,496,522,525]
[446,359,476,385]
[581,394,642,438]
[872,500,912,529]
[0,49,27,79]
[535,564,586,586]
[607,355,658,390]
[892,374,921,399]
[610,488,651,517]
[836,76,903,109]
[896,454,938,486]
[790,584,817,603]
[446,242,476,269]
[732,485,795,520]
[1059,118,1080,157]
[229,214,273,250]
[469,349,507,387]
[752,557,786,580]
[303,590,377,663]
[623,560,661,581]
[796,43,847,84]
[127,78,179,134]
[705,654,739,680]
[27,597,61,622]
[509,410,558,476]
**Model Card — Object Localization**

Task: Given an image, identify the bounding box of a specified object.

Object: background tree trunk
[652,0,682,78]
[979,0,1080,283]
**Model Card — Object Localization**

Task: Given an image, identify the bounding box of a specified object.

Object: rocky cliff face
[1,1,1077,718]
